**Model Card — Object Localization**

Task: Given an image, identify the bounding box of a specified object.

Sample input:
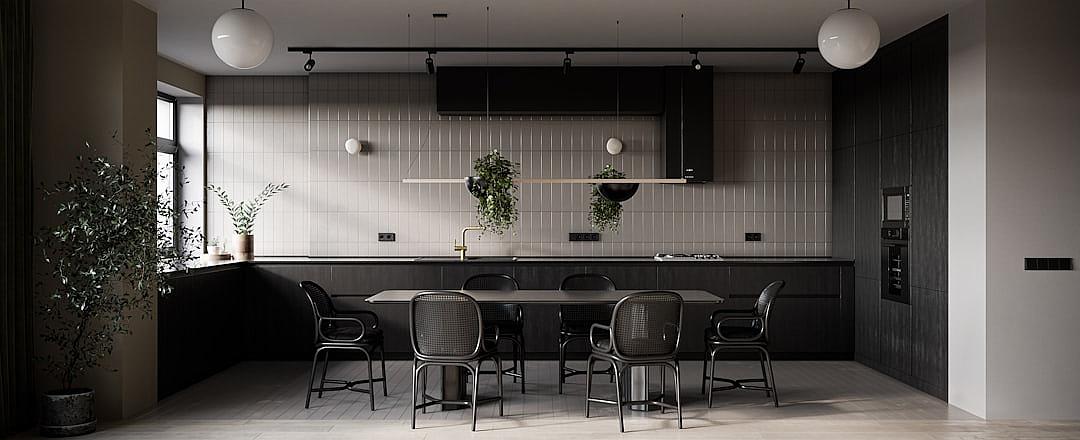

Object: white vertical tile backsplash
[205,72,830,257]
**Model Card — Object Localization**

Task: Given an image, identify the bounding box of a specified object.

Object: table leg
[630,365,661,411]
[441,366,469,410]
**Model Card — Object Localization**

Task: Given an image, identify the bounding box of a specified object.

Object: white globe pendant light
[817,2,880,69]
[211,1,273,69]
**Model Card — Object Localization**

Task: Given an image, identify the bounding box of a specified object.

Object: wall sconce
[344,138,364,155]
[605,137,624,155]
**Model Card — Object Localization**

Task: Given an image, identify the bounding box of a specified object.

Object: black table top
[365,289,725,304]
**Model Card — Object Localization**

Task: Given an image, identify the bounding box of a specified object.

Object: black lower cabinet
[160,259,855,399]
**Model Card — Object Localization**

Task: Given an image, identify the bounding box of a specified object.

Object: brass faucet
[453,226,484,261]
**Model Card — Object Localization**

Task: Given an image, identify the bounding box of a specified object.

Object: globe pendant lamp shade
[212,7,273,69]
[817,8,880,69]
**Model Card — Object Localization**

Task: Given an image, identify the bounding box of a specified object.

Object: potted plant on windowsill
[37,138,200,437]
[207,183,288,260]
[468,149,520,235]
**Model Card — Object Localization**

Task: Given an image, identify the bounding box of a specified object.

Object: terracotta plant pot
[40,388,96,437]
[235,234,254,261]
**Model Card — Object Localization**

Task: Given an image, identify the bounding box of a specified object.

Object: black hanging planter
[597,182,640,203]
[465,176,486,198]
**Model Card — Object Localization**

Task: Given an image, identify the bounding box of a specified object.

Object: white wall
[947,0,987,419]
[984,0,1080,420]
[948,0,1080,420]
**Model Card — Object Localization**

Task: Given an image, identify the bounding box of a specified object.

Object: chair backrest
[462,273,520,322]
[410,291,484,358]
[559,273,617,323]
[299,280,335,319]
[755,280,785,318]
[462,273,519,291]
[559,273,616,291]
[609,291,683,359]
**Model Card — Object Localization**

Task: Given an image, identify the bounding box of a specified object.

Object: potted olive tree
[37,140,200,437]
[207,183,288,260]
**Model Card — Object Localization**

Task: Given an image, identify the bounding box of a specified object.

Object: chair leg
[762,348,779,407]
[495,356,504,417]
[584,355,594,418]
[411,361,419,429]
[305,348,322,409]
[420,366,428,414]
[707,349,716,409]
[672,361,683,429]
[611,361,624,433]
[660,365,667,414]
[701,347,709,395]
[317,349,330,398]
[363,349,375,411]
[470,364,481,432]
[518,334,526,394]
[557,337,567,394]
[758,350,771,398]
[380,344,388,396]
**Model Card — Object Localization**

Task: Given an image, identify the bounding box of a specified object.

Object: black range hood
[435,66,713,182]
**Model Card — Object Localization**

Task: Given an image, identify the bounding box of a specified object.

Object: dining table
[366,288,726,411]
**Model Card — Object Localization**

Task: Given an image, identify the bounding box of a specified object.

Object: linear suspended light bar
[289,46,818,54]
[402,178,688,184]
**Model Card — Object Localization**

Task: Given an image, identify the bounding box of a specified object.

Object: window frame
[156,92,180,251]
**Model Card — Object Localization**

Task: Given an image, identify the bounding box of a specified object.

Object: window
[157,93,178,250]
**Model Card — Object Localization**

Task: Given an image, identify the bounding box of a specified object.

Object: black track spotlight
[562,51,573,75]
[793,51,806,74]
[303,53,315,72]
[690,51,702,71]
[425,52,435,74]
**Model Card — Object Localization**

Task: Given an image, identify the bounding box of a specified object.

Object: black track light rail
[289,46,818,55]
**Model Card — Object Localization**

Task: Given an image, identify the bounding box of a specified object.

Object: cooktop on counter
[653,253,724,262]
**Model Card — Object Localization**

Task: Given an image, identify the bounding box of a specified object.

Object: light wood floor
[27,360,1080,439]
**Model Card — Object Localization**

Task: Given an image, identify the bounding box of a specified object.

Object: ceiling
[144,0,954,76]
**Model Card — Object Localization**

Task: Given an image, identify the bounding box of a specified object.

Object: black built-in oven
[881,186,910,304]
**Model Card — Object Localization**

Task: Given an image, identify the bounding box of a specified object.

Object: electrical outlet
[569,232,601,242]
[744,232,762,242]
[378,233,396,242]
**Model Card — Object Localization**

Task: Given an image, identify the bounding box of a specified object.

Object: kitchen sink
[413,256,519,262]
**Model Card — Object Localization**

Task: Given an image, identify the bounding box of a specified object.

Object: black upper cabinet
[854,58,881,144]
[881,43,913,138]
[436,66,664,115]
[664,66,714,182]
[912,18,948,130]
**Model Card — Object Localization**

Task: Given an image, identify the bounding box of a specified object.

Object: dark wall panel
[832,15,948,398]
[911,126,949,291]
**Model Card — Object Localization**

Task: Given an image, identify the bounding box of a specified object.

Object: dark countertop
[165,255,852,276]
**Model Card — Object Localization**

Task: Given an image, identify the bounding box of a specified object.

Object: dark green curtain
[1,0,35,435]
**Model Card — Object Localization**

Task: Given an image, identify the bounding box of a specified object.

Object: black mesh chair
[299,281,387,410]
[557,273,617,394]
[410,291,504,431]
[702,280,784,408]
[585,291,684,432]
[462,273,526,393]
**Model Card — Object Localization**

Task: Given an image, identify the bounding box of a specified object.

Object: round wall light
[817,6,880,69]
[605,137,624,155]
[344,138,363,155]
[211,2,274,69]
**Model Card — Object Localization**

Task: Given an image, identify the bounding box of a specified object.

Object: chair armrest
[337,309,379,329]
[708,308,756,327]
[318,316,366,342]
[483,324,501,344]
[714,316,765,342]
[589,323,612,353]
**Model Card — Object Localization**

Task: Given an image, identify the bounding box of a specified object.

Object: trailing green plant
[207,182,289,235]
[471,149,520,235]
[37,135,201,390]
[589,164,627,232]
